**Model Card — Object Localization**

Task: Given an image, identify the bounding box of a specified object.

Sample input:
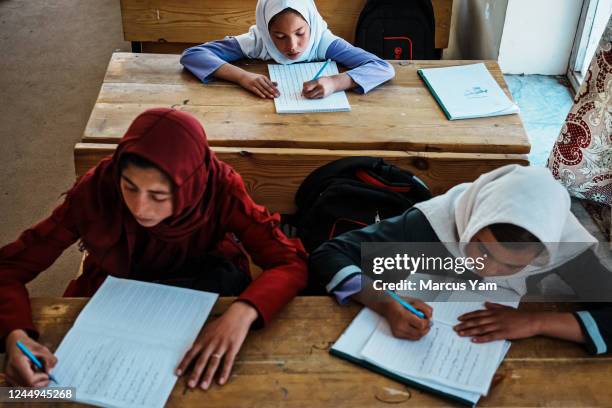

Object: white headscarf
[234,0,338,64]
[413,165,598,294]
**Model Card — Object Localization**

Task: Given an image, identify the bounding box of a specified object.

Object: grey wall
[444,0,509,60]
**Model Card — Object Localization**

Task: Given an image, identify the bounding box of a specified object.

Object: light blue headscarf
[234,0,338,64]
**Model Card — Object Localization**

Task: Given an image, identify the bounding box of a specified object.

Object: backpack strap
[294,157,382,210]
[295,156,432,215]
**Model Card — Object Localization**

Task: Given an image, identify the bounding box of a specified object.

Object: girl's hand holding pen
[302,76,336,99]
[382,298,432,340]
[4,329,57,387]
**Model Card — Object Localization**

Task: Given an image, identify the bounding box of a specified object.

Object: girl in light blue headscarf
[181,0,394,99]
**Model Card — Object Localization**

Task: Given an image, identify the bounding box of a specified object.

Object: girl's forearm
[331,73,357,92]
[536,312,586,343]
[213,63,248,84]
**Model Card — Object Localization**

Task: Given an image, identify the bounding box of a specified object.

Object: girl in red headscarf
[0,108,308,390]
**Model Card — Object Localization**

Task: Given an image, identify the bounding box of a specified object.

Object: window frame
[567,0,600,93]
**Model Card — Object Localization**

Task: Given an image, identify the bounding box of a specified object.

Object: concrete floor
[504,75,574,166]
[0,0,129,296]
[0,1,587,298]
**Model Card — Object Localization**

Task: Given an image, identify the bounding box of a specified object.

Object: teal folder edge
[329,348,476,407]
[417,69,455,121]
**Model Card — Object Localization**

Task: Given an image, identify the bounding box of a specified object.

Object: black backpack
[292,157,432,254]
[355,0,438,60]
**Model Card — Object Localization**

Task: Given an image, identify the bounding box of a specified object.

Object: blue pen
[16,340,58,384]
[311,59,331,81]
[385,289,426,319]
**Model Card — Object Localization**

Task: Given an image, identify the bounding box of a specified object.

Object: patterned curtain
[548,14,612,206]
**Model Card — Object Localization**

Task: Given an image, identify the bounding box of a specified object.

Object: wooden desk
[75,53,529,210]
[83,53,529,156]
[8,297,612,407]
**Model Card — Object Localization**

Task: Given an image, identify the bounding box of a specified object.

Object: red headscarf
[65,108,257,295]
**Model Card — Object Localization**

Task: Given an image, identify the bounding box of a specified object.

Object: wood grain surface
[75,143,528,214]
[119,0,453,49]
[3,297,610,407]
[81,53,530,155]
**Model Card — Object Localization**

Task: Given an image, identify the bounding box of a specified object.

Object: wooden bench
[75,143,528,215]
[120,0,453,53]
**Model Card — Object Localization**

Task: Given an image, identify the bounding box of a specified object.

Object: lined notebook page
[361,319,506,395]
[52,328,181,408]
[331,308,483,404]
[423,301,517,326]
[72,276,217,347]
[268,61,351,114]
[51,277,218,408]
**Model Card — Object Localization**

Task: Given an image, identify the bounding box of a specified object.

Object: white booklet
[361,316,506,395]
[418,63,519,120]
[331,281,518,405]
[50,276,218,408]
[268,61,351,114]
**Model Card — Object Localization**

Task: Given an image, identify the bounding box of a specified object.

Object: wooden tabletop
[82,53,530,155]
[6,297,612,407]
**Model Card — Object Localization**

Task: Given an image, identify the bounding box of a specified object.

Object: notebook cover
[417,65,518,121]
[418,68,454,120]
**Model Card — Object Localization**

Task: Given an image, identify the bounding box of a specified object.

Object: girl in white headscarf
[311,165,612,355]
[180,0,394,99]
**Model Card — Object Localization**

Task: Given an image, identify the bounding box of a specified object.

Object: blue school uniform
[180,37,394,94]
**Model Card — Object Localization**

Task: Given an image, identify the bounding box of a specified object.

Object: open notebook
[268,61,351,114]
[50,276,218,408]
[418,63,519,120]
[331,276,520,406]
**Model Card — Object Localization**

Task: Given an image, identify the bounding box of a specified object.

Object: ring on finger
[211,353,223,359]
